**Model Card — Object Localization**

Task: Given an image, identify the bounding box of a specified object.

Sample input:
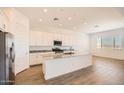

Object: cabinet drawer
[37,55,43,64]
[29,54,37,65]
[30,53,44,65]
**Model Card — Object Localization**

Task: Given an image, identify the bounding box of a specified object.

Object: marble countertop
[30,50,53,53]
[43,52,90,60]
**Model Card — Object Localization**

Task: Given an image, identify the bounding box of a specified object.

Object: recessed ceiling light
[73,27,76,29]
[39,19,43,22]
[68,17,72,20]
[53,17,59,21]
[59,24,62,26]
[84,22,88,25]
[43,8,48,13]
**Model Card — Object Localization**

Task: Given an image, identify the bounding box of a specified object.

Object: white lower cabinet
[29,53,43,66]
[29,52,55,66]
[29,53,37,65]
[37,54,44,64]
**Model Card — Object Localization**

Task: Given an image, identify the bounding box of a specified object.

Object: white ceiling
[16,7,124,33]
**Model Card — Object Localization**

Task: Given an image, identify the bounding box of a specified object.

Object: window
[114,36,122,49]
[102,36,113,49]
[96,36,122,49]
[96,37,102,48]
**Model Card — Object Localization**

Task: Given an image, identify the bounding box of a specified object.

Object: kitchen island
[42,53,92,80]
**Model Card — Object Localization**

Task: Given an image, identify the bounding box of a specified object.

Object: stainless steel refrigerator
[0,31,15,85]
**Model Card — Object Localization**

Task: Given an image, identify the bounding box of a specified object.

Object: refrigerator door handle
[11,43,15,63]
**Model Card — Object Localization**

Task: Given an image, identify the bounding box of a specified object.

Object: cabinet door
[49,32,54,46]
[37,53,43,64]
[61,34,64,45]
[44,32,49,46]
[46,32,52,46]
[63,34,69,46]
[0,10,3,30]
[41,31,47,46]
[71,35,74,46]
[35,31,42,46]
[29,54,37,65]
[0,9,7,31]
[2,15,8,31]
[40,31,44,46]
[30,53,43,65]
[30,31,37,46]
[53,33,58,40]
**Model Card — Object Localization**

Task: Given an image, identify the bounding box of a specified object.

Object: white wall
[30,25,90,54]
[90,28,124,60]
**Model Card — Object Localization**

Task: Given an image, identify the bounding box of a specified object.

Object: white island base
[42,54,92,80]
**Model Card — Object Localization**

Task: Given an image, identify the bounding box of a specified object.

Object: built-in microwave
[53,40,62,46]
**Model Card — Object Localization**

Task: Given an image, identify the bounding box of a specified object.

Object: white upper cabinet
[43,32,49,46]
[53,32,58,40]
[46,32,53,46]
[35,31,42,46]
[29,30,78,47]
[30,31,37,46]
[30,31,54,46]
[63,34,70,46]
[0,9,8,31]
[0,10,3,30]
[40,31,47,46]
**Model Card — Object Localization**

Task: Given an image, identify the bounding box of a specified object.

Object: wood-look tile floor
[15,56,124,85]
